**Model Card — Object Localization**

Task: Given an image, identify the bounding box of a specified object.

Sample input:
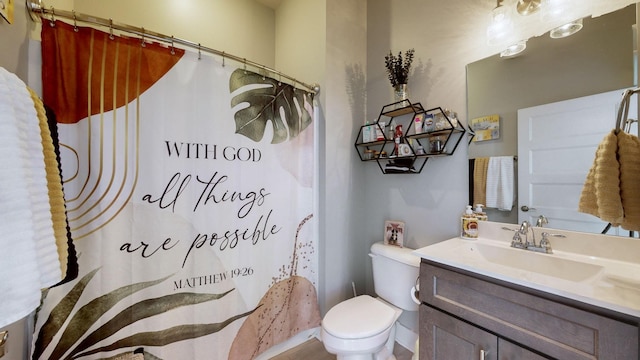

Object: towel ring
[616,88,640,133]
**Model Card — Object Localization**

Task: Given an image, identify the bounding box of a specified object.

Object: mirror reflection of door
[517,89,637,234]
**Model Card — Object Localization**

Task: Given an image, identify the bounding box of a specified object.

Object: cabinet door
[498,339,548,360]
[420,305,497,360]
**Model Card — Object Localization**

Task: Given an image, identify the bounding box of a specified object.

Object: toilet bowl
[320,242,420,360]
[321,295,401,360]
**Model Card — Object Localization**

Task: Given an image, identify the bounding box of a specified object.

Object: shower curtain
[33,21,319,360]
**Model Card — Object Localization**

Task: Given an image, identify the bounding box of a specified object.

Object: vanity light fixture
[500,40,527,57]
[550,18,583,38]
[486,0,514,46]
[542,0,566,17]
[516,0,541,16]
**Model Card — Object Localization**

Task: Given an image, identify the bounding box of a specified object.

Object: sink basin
[415,238,604,284]
[413,222,640,318]
[472,242,604,282]
[415,238,640,317]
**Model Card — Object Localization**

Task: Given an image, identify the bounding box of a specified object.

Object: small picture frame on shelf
[384,220,405,247]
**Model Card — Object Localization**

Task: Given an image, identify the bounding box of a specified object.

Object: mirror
[466,4,637,234]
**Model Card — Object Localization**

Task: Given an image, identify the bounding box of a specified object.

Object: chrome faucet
[519,220,536,248]
[509,220,550,253]
[507,220,564,254]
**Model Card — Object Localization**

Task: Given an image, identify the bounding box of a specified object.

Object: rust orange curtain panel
[41,21,184,124]
[34,20,318,360]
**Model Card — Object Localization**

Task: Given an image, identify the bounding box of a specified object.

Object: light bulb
[500,40,527,57]
[550,18,583,38]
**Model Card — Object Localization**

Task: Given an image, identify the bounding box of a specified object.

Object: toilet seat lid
[323,295,399,339]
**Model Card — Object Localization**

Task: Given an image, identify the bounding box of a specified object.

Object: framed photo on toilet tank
[384,220,404,248]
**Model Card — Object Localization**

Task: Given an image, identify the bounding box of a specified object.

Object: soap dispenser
[461,205,479,239]
[474,204,488,221]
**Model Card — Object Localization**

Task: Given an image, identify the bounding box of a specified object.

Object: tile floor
[269,338,414,360]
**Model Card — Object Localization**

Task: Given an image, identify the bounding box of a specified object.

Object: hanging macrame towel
[578,131,623,223]
[578,129,640,231]
[617,130,640,230]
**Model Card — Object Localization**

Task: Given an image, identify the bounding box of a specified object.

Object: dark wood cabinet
[419,261,639,360]
[421,305,497,360]
[421,305,548,360]
[498,339,548,360]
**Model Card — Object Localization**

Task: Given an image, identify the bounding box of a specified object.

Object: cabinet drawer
[420,262,639,360]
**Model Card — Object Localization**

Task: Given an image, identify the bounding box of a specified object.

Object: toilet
[321,242,420,360]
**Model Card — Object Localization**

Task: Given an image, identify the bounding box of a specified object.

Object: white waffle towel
[485,156,514,211]
[0,67,62,328]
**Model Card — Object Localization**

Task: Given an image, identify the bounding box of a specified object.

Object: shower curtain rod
[27,1,320,95]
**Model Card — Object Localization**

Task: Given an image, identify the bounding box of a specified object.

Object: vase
[394,83,408,106]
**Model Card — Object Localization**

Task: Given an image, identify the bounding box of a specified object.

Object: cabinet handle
[479,349,487,360]
[0,331,7,358]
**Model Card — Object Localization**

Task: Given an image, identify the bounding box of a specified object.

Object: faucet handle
[539,232,552,249]
[539,232,565,253]
[541,232,566,240]
[511,232,527,249]
[536,215,548,227]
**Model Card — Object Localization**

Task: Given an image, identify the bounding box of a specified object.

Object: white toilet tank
[370,242,420,311]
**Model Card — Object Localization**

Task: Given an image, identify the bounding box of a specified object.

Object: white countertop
[413,221,640,319]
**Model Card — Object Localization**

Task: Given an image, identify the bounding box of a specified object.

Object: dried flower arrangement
[384,49,415,87]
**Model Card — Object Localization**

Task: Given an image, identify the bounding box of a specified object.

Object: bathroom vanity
[414,222,640,360]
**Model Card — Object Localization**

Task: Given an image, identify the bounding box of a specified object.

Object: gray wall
[321,0,369,312]
[0,0,31,82]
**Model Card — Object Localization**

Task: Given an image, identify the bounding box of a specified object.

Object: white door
[517,88,636,235]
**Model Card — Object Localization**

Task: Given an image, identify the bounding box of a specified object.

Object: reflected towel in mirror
[485,156,514,211]
[473,157,489,207]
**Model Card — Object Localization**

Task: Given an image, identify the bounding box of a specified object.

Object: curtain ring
[140,27,146,47]
[221,51,225,67]
[49,6,55,27]
[170,35,175,55]
[198,43,202,60]
[109,19,114,40]
[72,11,78,32]
[278,73,282,86]
[243,59,247,74]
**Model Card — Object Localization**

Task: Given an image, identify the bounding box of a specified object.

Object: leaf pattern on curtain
[31,268,253,360]
[230,69,313,144]
[41,21,184,124]
[228,214,321,360]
